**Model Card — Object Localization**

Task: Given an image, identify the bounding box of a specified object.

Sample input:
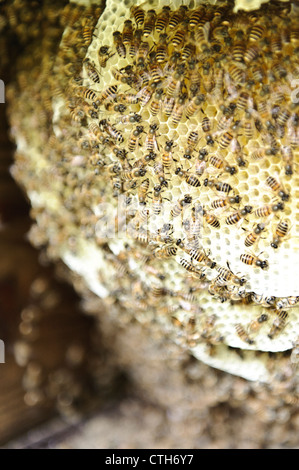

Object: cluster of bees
[6,0,299,383]
[58,1,299,349]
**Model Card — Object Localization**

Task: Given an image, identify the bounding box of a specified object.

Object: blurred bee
[82,21,94,46]
[152,188,163,215]
[179,242,216,269]
[211,195,241,210]
[217,113,233,131]
[128,125,144,152]
[162,140,175,169]
[98,45,113,67]
[254,202,284,218]
[249,24,264,41]
[265,175,289,201]
[236,91,249,110]
[74,86,97,102]
[202,116,211,133]
[138,178,149,205]
[179,258,206,279]
[185,95,204,119]
[268,310,288,339]
[155,5,171,32]
[181,43,196,61]
[154,245,177,258]
[244,45,259,64]
[119,93,139,105]
[235,324,254,345]
[249,313,269,333]
[240,253,269,270]
[281,146,294,176]
[84,59,100,83]
[244,223,265,247]
[175,168,201,187]
[168,5,188,29]
[117,112,141,125]
[232,42,246,62]
[188,6,206,28]
[113,31,126,58]
[143,9,156,37]
[122,19,133,46]
[271,219,289,249]
[171,93,187,125]
[228,64,245,84]
[171,28,185,49]
[244,120,254,139]
[226,205,253,225]
[216,265,246,286]
[150,88,164,116]
[145,123,159,152]
[130,5,145,27]
[171,195,192,218]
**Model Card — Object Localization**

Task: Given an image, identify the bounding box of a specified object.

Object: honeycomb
[6,0,299,388]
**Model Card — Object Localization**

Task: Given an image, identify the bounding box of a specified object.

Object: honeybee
[162,96,175,117]
[265,176,289,201]
[143,9,156,37]
[100,119,124,143]
[226,206,253,225]
[171,28,185,49]
[155,5,171,32]
[244,45,259,64]
[209,155,237,175]
[186,131,199,151]
[179,258,206,279]
[84,59,100,83]
[153,162,165,184]
[154,245,177,258]
[181,43,196,61]
[216,265,246,286]
[271,219,289,248]
[202,116,211,133]
[281,146,294,176]
[181,243,216,269]
[175,168,201,187]
[240,253,269,270]
[129,29,143,58]
[138,178,149,205]
[128,125,144,152]
[188,6,206,28]
[98,45,113,67]
[171,195,192,218]
[137,41,150,66]
[249,24,264,41]
[144,123,159,152]
[154,34,167,64]
[171,93,187,125]
[138,85,154,107]
[96,85,118,105]
[211,195,241,210]
[254,202,284,218]
[168,5,188,29]
[150,89,164,116]
[235,324,254,345]
[113,31,126,58]
[184,95,204,119]
[249,313,269,333]
[162,140,175,169]
[130,5,145,28]
[218,131,234,149]
[166,68,184,98]
[122,19,133,46]
[203,209,220,229]
[152,188,163,215]
[117,112,141,125]
[268,310,288,339]
[244,223,265,247]
[120,167,145,181]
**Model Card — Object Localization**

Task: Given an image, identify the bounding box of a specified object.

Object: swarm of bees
[6,0,299,385]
